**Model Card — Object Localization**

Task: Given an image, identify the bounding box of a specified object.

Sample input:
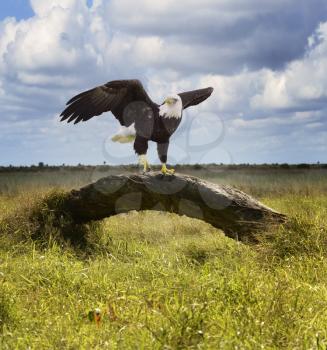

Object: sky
[0,0,326,166]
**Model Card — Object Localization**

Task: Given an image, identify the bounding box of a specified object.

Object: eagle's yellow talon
[161,164,175,175]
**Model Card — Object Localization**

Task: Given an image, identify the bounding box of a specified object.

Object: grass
[0,166,326,349]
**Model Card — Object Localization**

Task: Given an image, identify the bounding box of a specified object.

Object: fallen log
[61,173,287,242]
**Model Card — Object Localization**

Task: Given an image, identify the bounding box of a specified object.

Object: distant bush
[296,163,311,169]
[280,163,290,169]
[192,164,203,170]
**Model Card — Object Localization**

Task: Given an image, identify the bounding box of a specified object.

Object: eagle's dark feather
[60,79,156,126]
[178,87,214,109]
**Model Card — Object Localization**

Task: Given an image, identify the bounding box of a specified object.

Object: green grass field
[0,166,326,349]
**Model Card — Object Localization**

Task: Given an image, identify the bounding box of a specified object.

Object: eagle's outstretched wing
[178,87,214,110]
[60,79,155,125]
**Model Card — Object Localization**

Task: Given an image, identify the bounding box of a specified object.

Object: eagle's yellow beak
[164,97,174,105]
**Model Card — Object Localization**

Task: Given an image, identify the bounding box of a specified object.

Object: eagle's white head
[159,94,182,119]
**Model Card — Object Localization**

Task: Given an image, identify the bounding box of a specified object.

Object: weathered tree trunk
[62,173,286,242]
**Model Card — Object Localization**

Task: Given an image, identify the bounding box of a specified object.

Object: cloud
[251,22,327,112]
[200,21,327,117]
[105,0,327,73]
[0,1,113,122]
[30,0,78,17]
[0,0,326,165]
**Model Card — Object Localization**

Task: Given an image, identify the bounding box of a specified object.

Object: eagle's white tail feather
[111,124,136,143]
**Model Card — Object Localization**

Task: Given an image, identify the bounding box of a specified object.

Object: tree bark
[62,173,287,242]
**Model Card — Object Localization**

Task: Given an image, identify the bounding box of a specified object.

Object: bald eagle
[60,80,213,174]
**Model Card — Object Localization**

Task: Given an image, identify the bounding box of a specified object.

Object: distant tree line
[0,163,326,173]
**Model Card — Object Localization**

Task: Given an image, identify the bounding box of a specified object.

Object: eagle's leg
[134,136,151,172]
[157,142,174,175]
[139,155,151,172]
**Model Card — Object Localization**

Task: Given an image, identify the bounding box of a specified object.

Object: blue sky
[0,0,326,166]
[0,1,33,21]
